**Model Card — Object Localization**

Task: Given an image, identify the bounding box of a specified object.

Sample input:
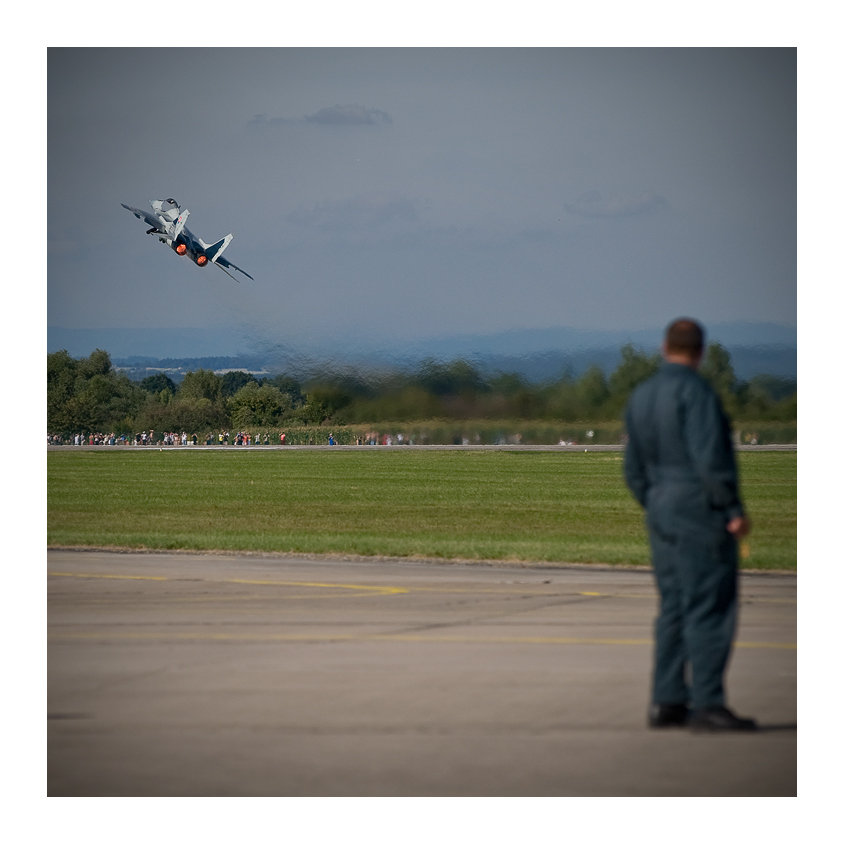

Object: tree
[227,382,293,428]
[221,370,257,398]
[295,396,331,425]
[47,349,145,433]
[347,385,441,423]
[48,350,79,431]
[415,358,486,397]
[132,368,229,434]
[78,348,111,378]
[179,369,223,404]
[747,375,796,403]
[488,372,527,396]
[300,383,356,424]
[576,365,610,414]
[138,396,228,433]
[540,373,579,421]
[700,342,739,417]
[608,345,660,411]
[139,373,177,395]
[700,342,736,395]
[487,373,538,419]
[740,375,797,421]
[266,374,305,408]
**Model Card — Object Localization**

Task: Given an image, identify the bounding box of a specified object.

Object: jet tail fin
[173,209,190,240]
[199,233,234,263]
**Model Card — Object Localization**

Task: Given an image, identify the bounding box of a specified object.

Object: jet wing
[121,203,163,231]
[215,254,254,281]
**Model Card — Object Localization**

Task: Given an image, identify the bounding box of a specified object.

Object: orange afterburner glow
[175,243,187,255]
[196,254,208,266]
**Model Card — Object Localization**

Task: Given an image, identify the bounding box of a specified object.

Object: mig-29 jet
[121,198,254,281]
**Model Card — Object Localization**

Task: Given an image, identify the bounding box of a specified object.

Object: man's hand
[727,516,751,539]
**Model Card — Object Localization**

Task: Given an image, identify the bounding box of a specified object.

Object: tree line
[47,344,796,437]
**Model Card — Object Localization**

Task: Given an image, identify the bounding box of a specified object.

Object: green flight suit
[624,362,745,710]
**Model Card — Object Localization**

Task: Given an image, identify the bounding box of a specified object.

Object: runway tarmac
[47,549,796,796]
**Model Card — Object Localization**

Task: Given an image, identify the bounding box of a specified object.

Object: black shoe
[648,703,689,728]
[688,706,757,732]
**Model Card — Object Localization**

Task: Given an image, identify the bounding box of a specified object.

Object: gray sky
[48,48,796,356]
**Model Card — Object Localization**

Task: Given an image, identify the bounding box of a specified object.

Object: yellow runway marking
[48,574,793,603]
[49,572,169,581]
[48,572,406,596]
[226,578,407,595]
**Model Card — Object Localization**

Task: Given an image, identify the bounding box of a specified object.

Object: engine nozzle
[195,254,208,267]
[175,243,187,256]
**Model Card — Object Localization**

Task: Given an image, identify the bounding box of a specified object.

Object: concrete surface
[47,549,796,796]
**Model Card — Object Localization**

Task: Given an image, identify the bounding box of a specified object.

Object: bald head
[663,318,705,368]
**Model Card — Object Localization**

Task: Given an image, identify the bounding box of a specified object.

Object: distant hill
[51,321,796,383]
[462,345,796,383]
[47,326,247,360]
[365,322,796,381]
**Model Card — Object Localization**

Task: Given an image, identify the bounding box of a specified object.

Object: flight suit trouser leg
[649,526,738,710]
[650,528,691,706]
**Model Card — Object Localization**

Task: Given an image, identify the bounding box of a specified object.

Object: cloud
[249,104,392,130]
[305,104,392,125]
[565,190,667,219]
[289,192,420,231]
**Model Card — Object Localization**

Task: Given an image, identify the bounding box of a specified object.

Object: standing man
[624,318,756,732]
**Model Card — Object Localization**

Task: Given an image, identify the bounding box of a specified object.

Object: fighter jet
[121,198,254,281]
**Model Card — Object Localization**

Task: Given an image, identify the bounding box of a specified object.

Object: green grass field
[47,449,797,570]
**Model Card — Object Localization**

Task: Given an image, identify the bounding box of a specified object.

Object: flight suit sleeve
[623,402,649,508]
[683,380,744,522]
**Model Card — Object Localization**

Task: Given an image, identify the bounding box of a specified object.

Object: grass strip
[47,450,796,570]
